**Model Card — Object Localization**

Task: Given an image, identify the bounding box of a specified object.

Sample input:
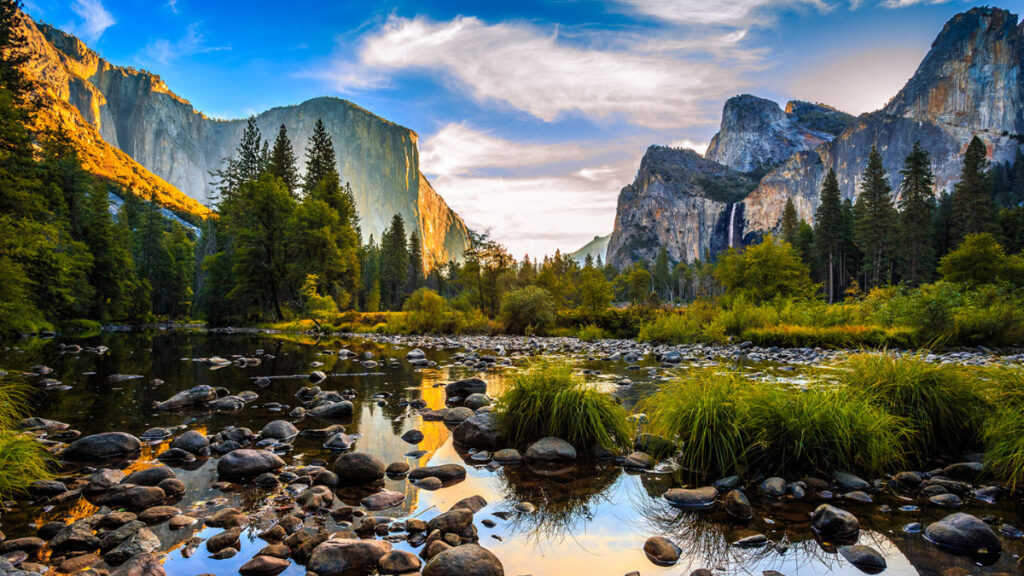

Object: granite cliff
[610,7,1024,267]
[19,13,469,268]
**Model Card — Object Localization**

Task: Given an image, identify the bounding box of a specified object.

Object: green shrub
[556,306,655,339]
[838,353,988,456]
[494,362,632,453]
[741,324,916,349]
[575,324,607,341]
[637,301,724,344]
[0,381,52,498]
[499,286,556,334]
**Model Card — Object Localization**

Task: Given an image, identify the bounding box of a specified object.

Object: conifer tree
[379,214,410,310]
[780,197,798,245]
[853,146,897,288]
[408,229,423,290]
[268,124,299,194]
[814,169,844,302]
[653,246,671,300]
[897,142,936,285]
[212,117,267,201]
[302,119,337,195]
[951,136,996,244]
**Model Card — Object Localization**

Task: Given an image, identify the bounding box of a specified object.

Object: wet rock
[734,534,768,548]
[361,490,405,511]
[239,554,290,576]
[408,464,466,483]
[422,543,504,576]
[401,429,424,444]
[259,525,288,542]
[50,521,101,553]
[443,407,475,424]
[0,537,44,556]
[260,420,298,440]
[109,552,165,576]
[493,449,523,464]
[379,550,422,574]
[37,520,67,539]
[643,536,681,565]
[308,401,354,419]
[156,447,194,463]
[27,479,67,499]
[86,468,125,492]
[296,485,335,510]
[310,371,327,384]
[445,378,487,396]
[663,486,718,509]
[333,452,385,485]
[206,507,249,529]
[724,489,752,520]
[123,466,175,486]
[57,552,101,573]
[622,451,653,469]
[943,461,985,481]
[760,477,785,498]
[157,477,185,496]
[324,432,356,451]
[137,506,180,523]
[924,513,1002,555]
[844,491,872,504]
[62,432,141,461]
[385,462,409,477]
[833,471,870,492]
[420,540,451,561]
[99,521,145,552]
[208,395,246,411]
[811,505,860,540]
[154,385,218,410]
[217,449,285,478]
[453,413,503,451]
[307,538,393,576]
[713,476,742,492]
[123,486,166,509]
[839,545,887,574]
[525,437,576,461]
[892,471,923,490]
[929,493,962,508]
[451,495,488,514]
[168,515,197,530]
[18,417,69,431]
[206,528,242,553]
[463,393,491,411]
[415,477,443,490]
[104,527,160,565]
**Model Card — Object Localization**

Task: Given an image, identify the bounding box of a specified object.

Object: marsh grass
[494,362,632,454]
[638,368,907,478]
[982,367,1024,489]
[0,380,52,498]
[838,353,988,457]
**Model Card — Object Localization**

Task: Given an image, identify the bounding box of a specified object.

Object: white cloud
[880,0,952,7]
[142,23,230,66]
[166,0,179,14]
[616,0,830,27]
[325,15,747,129]
[670,138,709,155]
[421,123,588,178]
[66,0,114,44]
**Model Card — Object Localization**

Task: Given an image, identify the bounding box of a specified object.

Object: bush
[401,288,454,334]
[714,235,816,303]
[637,301,724,344]
[0,381,52,498]
[494,362,632,454]
[637,368,906,477]
[575,324,607,341]
[838,353,988,456]
[741,324,916,349]
[500,286,556,334]
[939,233,1024,285]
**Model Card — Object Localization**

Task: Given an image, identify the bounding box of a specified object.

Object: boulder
[443,407,475,424]
[309,401,355,419]
[643,536,681,565]
[408,464,466,483]
[154,385,217,410]
[760,477,786,498]
[834,471,871,492]
[123,466,175,487]
[104,528,160,565]
[207,528,243,553]
[260,420,299,440]
[493,449,524,464]
[333,452,385,485]
[109,553,166,576]
[296,485,335,510]
[445,378,487,396]
[453,413,503,450]
[62,432,141,461]
[427,509,474,534]
[217,449,285,478]
[524,437,577,461]
[463,393,491,411]
[663,486,718,509]
[361,490,405,511]
[924,513,1002,555]
[401,429,424,444]
[239,555,291,576]
[422,544,504,576]
[307,538,393,576]
[838,545,887,573]
[723,489,752,520]
[379,550,422,574]
[811,504,860,540]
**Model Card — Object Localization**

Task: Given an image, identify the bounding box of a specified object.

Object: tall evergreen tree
[853,146,898,288]
[780,197,798,245]
[408,229,423,290]
[653,246,671,300]
[951,136,996,244]
[302,119,337,196]
[897,142,936,285]
[212,117,267,201]
[814,169,845,302]
[268,124,299,194]
[379,214,410,310]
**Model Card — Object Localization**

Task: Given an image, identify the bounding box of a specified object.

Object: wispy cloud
[66,0,115,44]
[421,123,587,178]
[142,23,230,66]
[166,0,179,14]
[670,138,710,155]
[880,0,952,7]
[322,15,751,129]
[615,0,831,27]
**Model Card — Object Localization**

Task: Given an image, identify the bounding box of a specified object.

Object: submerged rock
[924,513,1002,556]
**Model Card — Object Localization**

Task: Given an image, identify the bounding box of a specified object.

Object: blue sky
[24,0,1017,257]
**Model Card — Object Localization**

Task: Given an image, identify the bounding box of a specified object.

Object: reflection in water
[0,331,1022,576]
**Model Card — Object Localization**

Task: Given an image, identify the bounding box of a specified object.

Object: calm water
[1,331,1022,576]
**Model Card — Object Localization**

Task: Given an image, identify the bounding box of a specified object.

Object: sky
[23,0,1020,257]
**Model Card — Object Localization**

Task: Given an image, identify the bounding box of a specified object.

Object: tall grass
[494,362,632,454]
[0,380,52,498]
[983,367,1024,489]
[838,353,988,456]
[637,368,907,478]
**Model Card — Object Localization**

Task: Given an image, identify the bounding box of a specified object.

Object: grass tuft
[983,367,1024,490]
[0,380,53,498]
[494,362,632,454]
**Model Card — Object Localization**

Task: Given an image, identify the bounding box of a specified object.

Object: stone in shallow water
[239,554,291,576]
[307,538,393,576]
[929,493,962,508]
[361,490,405,511]
[333,452,385,486]
[838,545,887,574]
[663,486,718,509]
[924,513,1002,556]
[759,477,785,498]
[723,489,752,520]
[422,543,503,576]
[810,504,860,540]
[643,536,681,565]
[524,437,576,461]
[62,432,141,461]
[217,449,285,478]
[379,550,422,574]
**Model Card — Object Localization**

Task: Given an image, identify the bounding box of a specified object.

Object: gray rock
[453,413,503,451]
[664,486,718,509]
[296,485,335,510]
[723,489,752,520]
[444,378,487,396]
[206,528,242,553]
[811,504,860,540]
[333,452,385,485]
[422,543,504,576]
[109,552,166,576]
[525,437,577,461]
[643,536,681,565]
[492,449,523,464]
[104,527,160,565]
[834,471,871,492]
[307,538,393,576]
[463,393,491,411]
[239,555,290,576]
[308,401,354,419]
[361,490,405,511]
[408,464,466,483]
[379,550,422,574]
[760,477,786,498]
[153,385,218,410]
[924,513,1002,555]
[443,406,475,424]
[427,509,474,534]
[839,545,887,573]
[217,449,285,477]
[260,420,298,440]
[62,432,141,461]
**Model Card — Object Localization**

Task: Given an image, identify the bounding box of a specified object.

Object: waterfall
[728,203,737,248]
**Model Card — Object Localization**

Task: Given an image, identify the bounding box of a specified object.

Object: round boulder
[423,543,504,576]
[62,432,141,461]
[260,420,298,441]
[453,413,503,451]
[643,536,681,565]
[217,449,285,478]
[811,504,860,540]
[524,437,576,461]
[307,538,393,576]
[333,452,385,486]
[924,513,1002,556]
[663,486,718,509]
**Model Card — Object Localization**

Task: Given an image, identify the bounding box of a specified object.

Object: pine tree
[951,136,996,244]
[212,117,267,201]
[268,124,299,194]
[934,191,955,259]
[653,246,671,300]
[897,142,936,285]
[814,169,844,302]
[302,119,337,196]
[780,197,798,245]
[379,214,410,310]
[0,0,39,216]
[408,229,423,290]
[853,146,898,288]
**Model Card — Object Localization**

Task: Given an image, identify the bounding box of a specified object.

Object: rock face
[610,7,1024,266]
[705,95,852,173]
[18,12,469,269]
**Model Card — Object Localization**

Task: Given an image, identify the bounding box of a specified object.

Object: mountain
[568,234,610,265]
[609,7,1024,268]
[19,12,470,269]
